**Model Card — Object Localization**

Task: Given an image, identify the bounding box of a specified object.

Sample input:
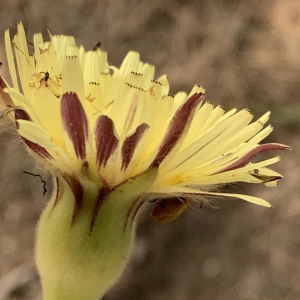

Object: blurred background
[0,0,299,299]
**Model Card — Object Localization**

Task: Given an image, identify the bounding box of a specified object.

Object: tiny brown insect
[44,71,49,82]
[93,41,102,51]
[38,71,49,87]
[151,197,192,222]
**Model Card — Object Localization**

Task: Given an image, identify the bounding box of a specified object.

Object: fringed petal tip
[283,144,292,151]
[265,143,291,151]
[218,143,290,174]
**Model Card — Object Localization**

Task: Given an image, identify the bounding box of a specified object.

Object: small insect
[151,197,192,222]
[93,41,102,51]
[44,71,49,82]
[34,71,50,87]
[38,71,50,87]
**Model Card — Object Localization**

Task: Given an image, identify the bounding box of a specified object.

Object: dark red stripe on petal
[23,138,53,160]
[218,143,290,173]
[61,92,89,160]
[95,115,119,168]
[15,109,32,128]
[121,123,149,171]
[15,110,52,161]
[151,93,205,168]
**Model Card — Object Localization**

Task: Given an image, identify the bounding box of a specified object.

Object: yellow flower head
[0,23,289,222]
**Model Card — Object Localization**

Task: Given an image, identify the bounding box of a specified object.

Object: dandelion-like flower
[0,23,289,300]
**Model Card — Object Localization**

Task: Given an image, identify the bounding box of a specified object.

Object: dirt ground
[0,0,300,299]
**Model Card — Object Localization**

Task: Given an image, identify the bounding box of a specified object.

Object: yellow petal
[62,56,85,105]
[149,185,272,207]
[17,119,75,171]
[4,29,19,91]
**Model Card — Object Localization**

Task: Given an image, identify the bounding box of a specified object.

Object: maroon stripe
[15,109,32,125]
[217,143,290,173]
[90,181,111,234]
[121,123,149,171]
[61,92,89,160]
[150,93,205,168]
[95,115,119,168]
[23,138,53,160]
[70,176,84,226]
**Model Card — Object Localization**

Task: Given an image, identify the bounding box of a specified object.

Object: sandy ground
[0,0,300,299]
